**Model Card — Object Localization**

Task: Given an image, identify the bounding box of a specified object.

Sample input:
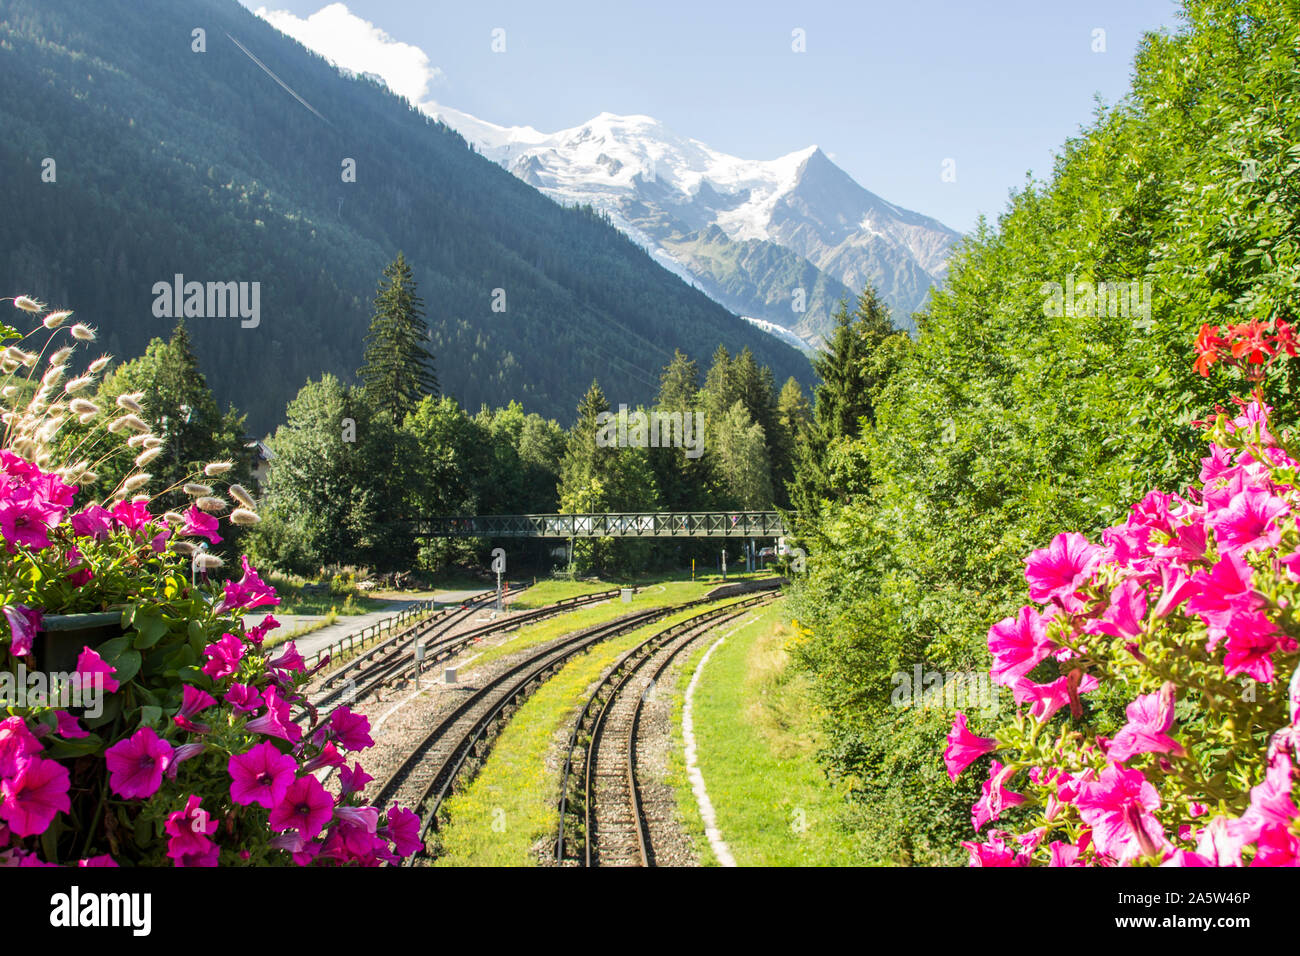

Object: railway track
[371,592,753,863]
[554,592,776,866]
[302,585,629,717]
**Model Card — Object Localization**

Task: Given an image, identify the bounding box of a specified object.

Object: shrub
[947,321,1300,866]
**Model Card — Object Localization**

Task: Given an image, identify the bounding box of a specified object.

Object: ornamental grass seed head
[230,508,260,526]
[229,484,256,509]
[116,393,144,414]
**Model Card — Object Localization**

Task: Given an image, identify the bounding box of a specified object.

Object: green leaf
[132,613,169,649]
[109,649,142,684]
[44,734,105,759]
[84,694,122,728]
[137,705,162,728]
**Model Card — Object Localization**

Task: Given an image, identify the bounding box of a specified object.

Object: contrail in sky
[225,32,332,127]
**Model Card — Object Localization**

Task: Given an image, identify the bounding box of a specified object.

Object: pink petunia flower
[228,741,297,809]
[338,762,373,798]
[987,605,1054,687]
[1107,683,1187,764]
[1024,532,1104,610]
[0,717,42,778]
[1012,672,1100,721]
[1210,488,1288,555]
[1075,763,1168,863]
[246,614,280,646]
[1047,841,1084,866]
[1084,578,1148,641]
[105,727,174,799]
[201,633,246,681]
[1185,553,1264,650]
[173,685,217,734]
[217,556,280,613]
[1161,848,1215,867]
[268,641,305,676]
[53,711,88,739]
[0,498,62,552]
[70,504,114,542]
[1230,753,1297,846]
[268,774,333,841]
[302,741,346,774]
[164,794,219,866]
[110,497,153,532]
[961,829,1030,867]
[971,761,1025,830]
[325,707,374,752]
[225,683,263,715]
[75,646,120,694]
[2,606,41,657]
[0,755,70,836]
[180,505,222,545]
[244,686,302,743]
[383,805,422,858]
[1222,611,1293,683]
[943,712,996,780]
[1251,825,1300,866]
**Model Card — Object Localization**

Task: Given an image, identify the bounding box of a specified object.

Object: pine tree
[656,349,700,411]
[358,252,438,421]
[790,285,902,513]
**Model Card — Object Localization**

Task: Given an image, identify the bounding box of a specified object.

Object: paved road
[244,589,493,660]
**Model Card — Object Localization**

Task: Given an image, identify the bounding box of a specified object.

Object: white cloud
[254,3,443,102]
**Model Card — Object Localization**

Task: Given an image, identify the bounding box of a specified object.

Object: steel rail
[552,592,774,865]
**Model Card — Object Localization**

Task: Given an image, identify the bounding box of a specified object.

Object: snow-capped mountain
[429,104,960,344]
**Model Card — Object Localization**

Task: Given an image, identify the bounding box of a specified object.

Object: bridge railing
[413,512,790,538]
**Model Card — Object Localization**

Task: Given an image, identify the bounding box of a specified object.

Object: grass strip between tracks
[429,597,756,866]
[667,599,867,866]
[460,579,732,672]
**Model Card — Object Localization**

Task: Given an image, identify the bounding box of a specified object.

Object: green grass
[672,600,865,866]
[431,601,751,866]
[465,579,735,671]
[268,587,389,617]
[505,578,615,610]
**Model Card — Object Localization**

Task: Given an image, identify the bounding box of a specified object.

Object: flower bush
[0,295,417,866]
[945,321,1300,866]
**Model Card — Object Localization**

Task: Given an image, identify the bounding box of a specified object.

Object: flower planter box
[36,611,124,675]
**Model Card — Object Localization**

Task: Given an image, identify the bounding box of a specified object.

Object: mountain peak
[428,103,960,342]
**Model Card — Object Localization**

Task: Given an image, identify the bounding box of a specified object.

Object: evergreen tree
[713,400,774,509]
[790,286,902,513]
[558,381,658,571]
[772,377,811,506]
[358,252,438,421]
[656,349,700,410]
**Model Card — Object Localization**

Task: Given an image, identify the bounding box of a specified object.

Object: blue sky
[241,0,1184,233]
